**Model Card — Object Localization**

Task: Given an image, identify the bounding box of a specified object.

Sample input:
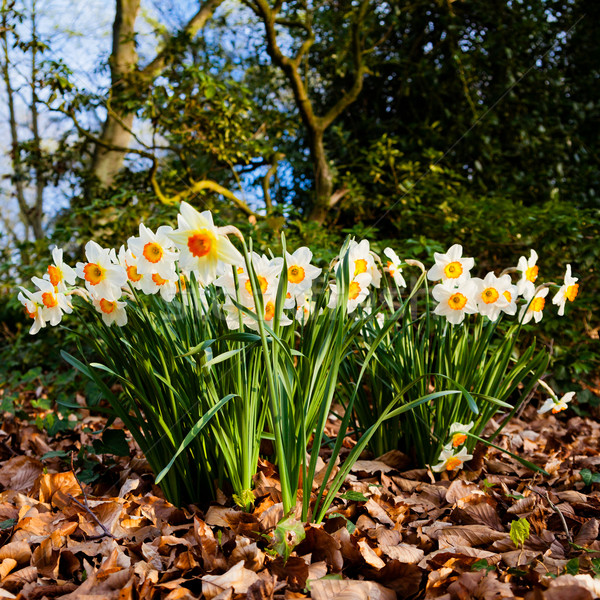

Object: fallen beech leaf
[246,574,276,600]
[543,586,593,600]
[230,537,265,571]
[1,566,38,592]
[164,588,198,600]
[0,456,43,493]
[380,543,424,564]
[506,495,537,514]
[574,518,599,547]
[0,590,16,599]
[547,575,600,598]
[351,460,396,475]
[445,480,483,505]
[38,472,81,504]
[0,558,17,580]
[364,499,394,526]
[0,541,31,564]
[202,560,260,600]
[357,540,385,570]
[436,525,508,548]
[310,579,396,600]
[296,526,343,572]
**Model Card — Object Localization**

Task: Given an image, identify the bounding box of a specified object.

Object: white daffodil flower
[427,244,474,285]
[500,282,519,316]
[432,446,473,473]
[92,295,128,327]
[516,249,539,298]
[169,202,243,286]
[448,421,474,448]
[471,272,511,321]
[127,223,179,280]
[519,287,549,324]
[383,248,407,288]
[76,241,127,301]
[18,287,46,335]
[538,391,575,415]
[432,279,479,325]
[31,276,72,326]
[328,271,373,314]
[116,245,145,290]
[285,247,322,296]
[46,247,77,292]
[552,264,579,316]
[337,240,381,288]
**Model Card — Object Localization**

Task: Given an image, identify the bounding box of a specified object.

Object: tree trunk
[90,0,140,186]
[307,129,333,224]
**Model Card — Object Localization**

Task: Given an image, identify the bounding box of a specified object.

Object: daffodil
[139,270,179,302]
[427,244,474,285]
[168,202,243,286]
[500,282,519,316]
[338,240,381,288]
[17,287,46,334]
[448,421,474,448]
[328,272,372,314]
[76,241,127,301]
[116,246,145,290]
[127,224,179,280]
[538,391,575,414]
[285,247,321,296]
[432,446,473,473]
[92,295,128,327]
[552,264,579,316]
[383,248,406,288]
[472,273,511,321]
[46,248,77,292]
[31,276,72,326]
[519,287,548,324]
[432,279,478,325]
[516,249,539,298]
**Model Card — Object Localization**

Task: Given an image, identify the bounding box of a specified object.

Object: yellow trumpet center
[481,287,499,304]
[354,259,368,276]
[42,292,57,309]
[245,275,268,295]
[503,290,512,303]
[126,265,142,282]
[265,301,275,321]
[452,433,467,447]
[288,265,306,284]
[83,263,105,286]
[448,292,467,310]
[444,261,463,279]
[188,231,213,258]
[530,297,545,312]
[445,457,462,471]
[24,305,38,319]
[143,242,163,264]
[152,273,168,286]
[348,281,361,300]
[566,284,579,302]
[48,265,63,286]
[99,298,116,314]
[526,265,538,283]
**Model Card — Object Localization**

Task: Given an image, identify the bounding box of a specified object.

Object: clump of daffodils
[432,422,475,473]
[16,208,579,341]
[427,245,578,326]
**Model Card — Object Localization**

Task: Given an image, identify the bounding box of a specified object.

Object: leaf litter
[1,402,600,599]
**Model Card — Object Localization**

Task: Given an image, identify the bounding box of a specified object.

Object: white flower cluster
[432,421,474,472]
[427,245,578,326]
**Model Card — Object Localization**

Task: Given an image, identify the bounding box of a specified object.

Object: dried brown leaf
[0,456,43,492]
[380,543,424,564]
[0,541,31,564]
[202,560,260,600]
[310,579,396,600]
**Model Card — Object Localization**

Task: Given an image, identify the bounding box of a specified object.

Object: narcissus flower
[328,272,372,314]
[345,240,381,288]
[516,249,539,298]
[383,248,406,287]
[76,241,127,301]
[285,247,321,296]
[538,391,575,415]
[92,296,128,327]
[116,246,145,290]
[472,273,511,321]
[448,421,474,448]
[519,287,548,324]
[432,446,473,473]
[46,248,77,292]
[31,276,72,326]
[427,244,474,284]
[432,279,478,325]
[17,287,45,334]
[552,264,579,316]
[500,282,519,316]
[169,202,243,285]
[127,224,179,279]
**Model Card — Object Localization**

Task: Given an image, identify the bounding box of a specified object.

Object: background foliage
[1,0,599,422]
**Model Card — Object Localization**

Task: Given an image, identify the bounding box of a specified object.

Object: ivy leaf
[472,559,495,573]
[92,429,130,457]
[339,490,368,502]
[565,558,580,575]
[509,518,530,548]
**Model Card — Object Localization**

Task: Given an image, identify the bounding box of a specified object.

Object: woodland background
[0,0,599,422]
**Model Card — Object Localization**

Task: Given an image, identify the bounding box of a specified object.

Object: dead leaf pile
[1,404,600,599]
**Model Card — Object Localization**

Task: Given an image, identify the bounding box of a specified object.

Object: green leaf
[565,558,580,575]
[472,559,495,573]
[339,490,368,502]
[92,429,130,457]
[581,468,593,486]
[509,517,530,548]
[272,516,306,563]
[41,450,71,460]
[0,519,16,530]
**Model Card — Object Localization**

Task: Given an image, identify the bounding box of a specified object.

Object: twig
[528,486,572,544]
[69,452,116,540]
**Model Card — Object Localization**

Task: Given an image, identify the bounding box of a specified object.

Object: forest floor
[1,389,600,600]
